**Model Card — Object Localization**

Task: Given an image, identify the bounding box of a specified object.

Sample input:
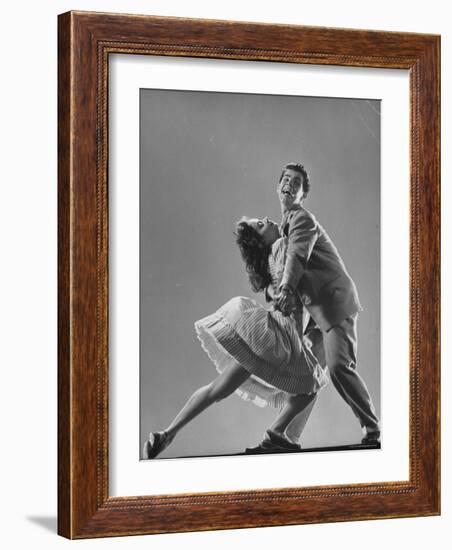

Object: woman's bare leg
[284,396,318,443]
[268,393,318,441]
[154,363,250,451]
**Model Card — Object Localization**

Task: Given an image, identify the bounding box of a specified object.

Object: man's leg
[323,314,380,441]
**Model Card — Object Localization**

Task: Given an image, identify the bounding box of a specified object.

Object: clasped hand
[274,289,297,316]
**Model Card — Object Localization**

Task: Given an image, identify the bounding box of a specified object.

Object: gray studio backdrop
[140,88,380,458]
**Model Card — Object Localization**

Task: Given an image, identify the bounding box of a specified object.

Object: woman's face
[248,217,280,246]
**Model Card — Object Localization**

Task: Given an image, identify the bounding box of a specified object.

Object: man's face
[277,168,304,209]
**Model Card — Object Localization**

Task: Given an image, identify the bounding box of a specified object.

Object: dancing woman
[142,217,328,459]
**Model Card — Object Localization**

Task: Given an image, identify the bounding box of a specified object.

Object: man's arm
[279,209,319,292]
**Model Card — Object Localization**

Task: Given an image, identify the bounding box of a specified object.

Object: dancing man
[272,162,380,446]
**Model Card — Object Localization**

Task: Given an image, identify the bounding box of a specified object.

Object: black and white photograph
[140,89,381,460]
[1,0,446,547]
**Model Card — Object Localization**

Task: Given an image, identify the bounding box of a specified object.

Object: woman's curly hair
[235,219,272,293]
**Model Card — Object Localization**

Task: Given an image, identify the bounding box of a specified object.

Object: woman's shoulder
[269,237,288,272]
[271,236,288,256]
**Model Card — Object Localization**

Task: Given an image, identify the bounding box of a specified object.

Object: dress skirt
[194,296,328,409]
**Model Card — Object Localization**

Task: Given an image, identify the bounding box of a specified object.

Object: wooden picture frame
[58,11,440,539]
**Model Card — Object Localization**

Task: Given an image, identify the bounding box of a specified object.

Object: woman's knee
[198,380,226,404]
[208,363,249,403]
[209,380,232,402]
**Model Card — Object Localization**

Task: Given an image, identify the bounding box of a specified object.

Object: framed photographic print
[58,11,440,538]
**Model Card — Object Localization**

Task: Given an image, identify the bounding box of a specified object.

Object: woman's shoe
[264,429,301,451]
[142,431,168,459]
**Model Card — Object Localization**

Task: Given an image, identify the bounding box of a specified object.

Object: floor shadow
[26,516,57,533]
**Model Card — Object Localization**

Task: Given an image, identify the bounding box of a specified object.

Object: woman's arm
[265,284,276,303]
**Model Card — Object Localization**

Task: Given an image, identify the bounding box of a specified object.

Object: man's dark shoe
[361,430,381,445]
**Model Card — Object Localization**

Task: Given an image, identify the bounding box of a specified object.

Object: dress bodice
[268,237,288,294]
[268,237,304,316]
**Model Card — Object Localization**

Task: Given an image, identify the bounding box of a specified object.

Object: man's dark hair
[279,162,310,197]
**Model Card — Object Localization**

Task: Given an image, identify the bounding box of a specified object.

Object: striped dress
[194,237,329,409]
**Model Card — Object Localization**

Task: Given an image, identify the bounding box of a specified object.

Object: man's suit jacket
[279,205,362,332]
